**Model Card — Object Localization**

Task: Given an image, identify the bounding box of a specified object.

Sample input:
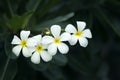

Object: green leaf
[68,54,90,75]
[86,12,93,29]
[0,54,17,80]
[34,12,74,31]
[26,0,42,12]
[20,11,33,28]
[4,34,18,59]
[97,63,109,80]
[35,0,61,19]
[0,21,6,28]
[42,66,66,80]
[7,15,21,30]
[28,60,49,71]
[2,60,17,80]
[95,8,120,37]
[52,53,68,66]
[29,54,67,71]
[108,17,120,37]
[7,11,33,31]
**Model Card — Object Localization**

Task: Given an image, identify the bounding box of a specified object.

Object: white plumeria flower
[30,35,52,64]
[65,21,92,47]
[11,30,35,57]
[42,25,71,55]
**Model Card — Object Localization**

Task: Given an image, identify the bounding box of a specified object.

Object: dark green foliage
[0,0,120,80]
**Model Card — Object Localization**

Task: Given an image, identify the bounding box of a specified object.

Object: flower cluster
[11,21,92,64]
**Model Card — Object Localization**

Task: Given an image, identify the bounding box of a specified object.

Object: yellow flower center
[75,31,82,37]
[20,40,27,47]
[35,44,43,52]
[54,37,60,44]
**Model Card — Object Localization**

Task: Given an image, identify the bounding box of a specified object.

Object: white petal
[81,29,92,38]
[79,37,88,47]
[51,25,61,37]
[31,52,40,64]
[22,47,32,57]
[28,47,35,53]
[42,36,53,44]
[41,51,52,62]
[32,34,42,43]
[12,45,22,56]
[60,32,71,41]
[20,30,30,40]
[77,21,86,31]
[65,24,77,33]
[11,35,21,44]
[27,38,36,47]
[42,44,48,49]
[48,44,57,55]
[58,43,69,54]
[69,35,78,45]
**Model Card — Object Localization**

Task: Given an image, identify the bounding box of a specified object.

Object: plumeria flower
[65,21,92,47]
[30,35,52,64]
[42,25,71,55]
[11,30,35,57]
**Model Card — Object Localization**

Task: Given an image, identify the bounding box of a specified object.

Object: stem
[6,0,14,17]
[0,57,10,80]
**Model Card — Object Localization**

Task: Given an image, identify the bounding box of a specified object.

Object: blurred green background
[0,0,120,80]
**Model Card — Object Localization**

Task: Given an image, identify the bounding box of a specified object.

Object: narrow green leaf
[42,66,66,80]
[87,12,93,29]
[2,60,17,80]
[0,53,17,80]
[36,0,61,19]
[4,34,18,59]
[7,15,21,30]
[68,55,90,75]
[20,11,33,29]
[0,21,6,27]
[26,0,42,12]
[95,8,120,37]
[28,60,49,71]
[6,11,33,31]
[52,53,68,66]
[97,63,109,80]
[34,12,74,31]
